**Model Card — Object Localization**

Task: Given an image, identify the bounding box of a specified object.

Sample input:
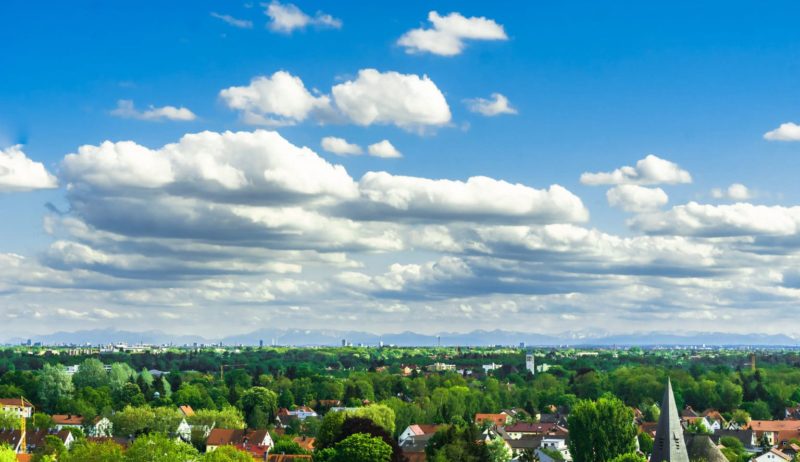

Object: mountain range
[4,328,798,347]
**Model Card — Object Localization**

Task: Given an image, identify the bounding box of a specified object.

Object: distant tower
[525,354,535,374]
[750,353,756,372]
[341,339,347,347]
[437,336,441,348]
[650,378,689,462]
[259,339,264,348]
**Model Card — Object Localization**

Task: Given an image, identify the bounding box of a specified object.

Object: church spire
[650,378,689,462]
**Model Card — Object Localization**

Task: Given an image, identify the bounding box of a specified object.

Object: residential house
[754,448,793,462]
[500,408,530,424]
[786,406,800,420]
[398,424,442,445]
[475,413,509,428]
[538,437,572,462]
[504,422,568,440]
[0,399,33,419]
[282,406,318,421]
[426,363,456,372]
[682,416,717,433]
[268,456,312,462]
[179,405,195,417]
[206,428,274,457]
[746,420,800,448]
[682,406,700,418]
[51,414,84,431]
[505,435,543,460]
[710,429,759,453]
[0,429,74,454]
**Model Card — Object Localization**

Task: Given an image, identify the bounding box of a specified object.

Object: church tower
[650,378,689,462]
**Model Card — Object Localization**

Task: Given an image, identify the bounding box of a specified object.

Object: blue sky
[1,1,800,338]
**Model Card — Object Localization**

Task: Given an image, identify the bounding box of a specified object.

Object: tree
[607,453,646,462]
[333,417,404,462]
[30,412,54,430]
[108,363,136,391]
[316,411,347,450]
[60,439,123,462]
[271,436,308,455]
[568,396,637,462]
[330,433,392,462]
[115,383,146,408]
[731,409,751,425]
[31,435,66,462]
[123,433,199,462]
[112,405,154,437]
[202,445,253,461]
[0,445,16,462]
[38,363,74,412]
[188,406,245,430]
[72,359,109,390]
[743,400,772,420]
[0,410,20,429]
[347,405,396,435]
[637,433,653,456]
[487,437,512,462]
[238,387,277,428]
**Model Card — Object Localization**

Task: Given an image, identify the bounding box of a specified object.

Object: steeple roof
[650,378,689,462]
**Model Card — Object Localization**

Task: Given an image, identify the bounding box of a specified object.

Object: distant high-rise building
[650,378,689,462]
[341,339,347,347]
[259,339,264,348]
[525,354,535,373]
[519,342,526,349]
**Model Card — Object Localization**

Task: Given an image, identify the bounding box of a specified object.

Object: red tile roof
[475,413,509,426]
[52,414,84,426]
[0,398,32,408]
[179,405,195,417]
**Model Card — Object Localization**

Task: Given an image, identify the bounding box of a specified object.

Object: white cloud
[356,172,588,223]
[764,122,800,141]
[631,202,800,237]
[264,1,341,34]
[321,137,362,156]
[0,145,58,192]
[221,69,449,131]
[219,71,332,126]
[211,12,253,29]
[398,11,507,56]
[331,69,451,130]
[606,185,669,212]
[465,93,517,116]
[367,140,402,158]
[110,100,197,121]
[581,154,692,185]
[711,183,751,201]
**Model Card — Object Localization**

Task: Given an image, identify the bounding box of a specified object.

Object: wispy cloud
[111,100,197,122]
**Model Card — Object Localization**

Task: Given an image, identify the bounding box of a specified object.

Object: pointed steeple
[650,378,689,462]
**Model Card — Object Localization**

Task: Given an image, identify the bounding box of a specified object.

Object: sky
[2,1,800,339]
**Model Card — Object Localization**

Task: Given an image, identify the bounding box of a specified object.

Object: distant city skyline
[2,1,800,338]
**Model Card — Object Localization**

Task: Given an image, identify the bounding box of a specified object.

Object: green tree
[487,437,512,462]
[31,435,66,462]
[330,433,392,462]
[202,445,253,461]
[124,433,199,462]
[108,363,136,391]
[112,405,154,436]
[0,445,16,462]
[347,405,396,435]
[30,412,54,430]
[38,363,74,412]
[638,433,653,456]
[607,453,647,462]
[316,411,347,450]
[238,387,277,428]
[0,410,20,429]
[115,383,146,408]
[731,409,751,425]
[743,400,772,420]
[567,396,637,462]
[61,439,123,462]
[72,359,109,390]
[188,406,245,430]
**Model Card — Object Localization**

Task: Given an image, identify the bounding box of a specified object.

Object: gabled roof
[504,422,566,435]
[293,436,316,451]
[178,405,195,417]
[0,398,32,408]
[407,424,441,436]
[206,428,270,447]
[0,429,22,450]
[762,449,793,461]
[52,414,84,426]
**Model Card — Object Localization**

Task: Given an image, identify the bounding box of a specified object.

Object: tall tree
[72,359,109,390]
[238,387,277,428]
[567,396,637,462]
[38,363,74,412]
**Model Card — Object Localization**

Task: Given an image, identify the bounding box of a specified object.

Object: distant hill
[4,328,797,347]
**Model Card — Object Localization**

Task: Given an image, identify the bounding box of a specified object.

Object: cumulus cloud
[764,122,800,141]
[331,69,451,130]
[367,140,402,158]
[211,12,253,29]
[465,93,517,116]
[581,154,692,185]
[219,71,333,126]
[354,172,588,223]
[221,69,450,131]
[631,202,800,237]
[0,145,58,192]
[606,185,669,212]
[711,183,751,201]
[265,1,341,33]
[398,11,507,56]
[321,136,362,156]
[110,100,197,121]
